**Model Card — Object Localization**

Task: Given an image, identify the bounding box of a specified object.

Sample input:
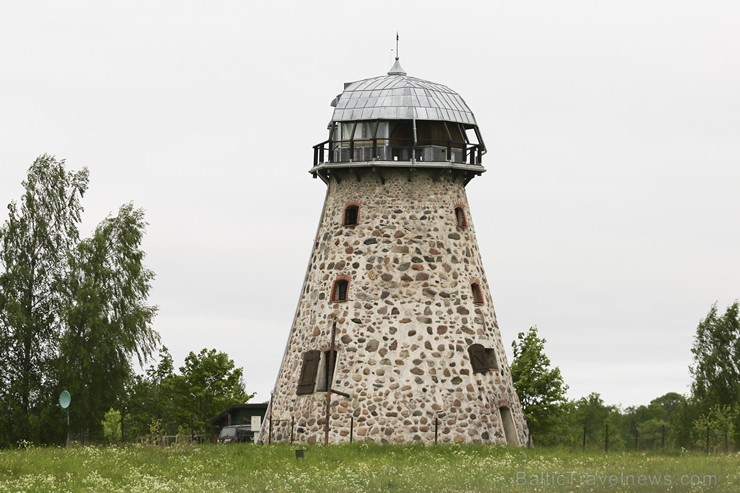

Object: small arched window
[454,206,467,228]
[471,282,484,305]
[331,278,349,302]
[343,204,359,226]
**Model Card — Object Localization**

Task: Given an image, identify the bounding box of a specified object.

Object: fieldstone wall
[260,168,528,445]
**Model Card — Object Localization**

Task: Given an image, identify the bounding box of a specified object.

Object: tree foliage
[101,408,122,444]
[118,347,254,440]
[176,348,253,436]
[0,155,158,446]
[58,203,158,438]
[689,301,739,449]
[690,302,739,408]
[510,326,568,443]
[0,155,88,443]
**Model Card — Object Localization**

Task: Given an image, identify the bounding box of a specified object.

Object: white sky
[1,1,738,408]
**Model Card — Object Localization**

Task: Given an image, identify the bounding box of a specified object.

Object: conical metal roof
[330,60,477,125]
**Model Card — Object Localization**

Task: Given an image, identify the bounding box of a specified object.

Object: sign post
[59,390,71,445]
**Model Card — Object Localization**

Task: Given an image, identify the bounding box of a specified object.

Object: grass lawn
[0,443,737,492]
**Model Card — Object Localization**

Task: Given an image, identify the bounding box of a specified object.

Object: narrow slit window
[454,206,467,228]
[332,278,349,302]
[296,350,321,395]
[471,282,484,305]
[344,204,359,226]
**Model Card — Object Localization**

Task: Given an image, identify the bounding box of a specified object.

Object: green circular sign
[59,390,71,409]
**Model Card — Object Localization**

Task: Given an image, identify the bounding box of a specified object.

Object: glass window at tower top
[330,120,476,164]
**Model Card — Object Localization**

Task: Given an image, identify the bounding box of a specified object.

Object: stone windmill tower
[260,56,528,445]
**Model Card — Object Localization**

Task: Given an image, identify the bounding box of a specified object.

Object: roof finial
[388,32,407,76]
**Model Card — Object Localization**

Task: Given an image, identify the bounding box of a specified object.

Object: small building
[210,402,268,436]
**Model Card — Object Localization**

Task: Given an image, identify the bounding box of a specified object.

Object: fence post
[350,416,354,443]
[582,426,587,451]
[268,393,273,445]
[605,424,609,454]
[705,425,710,454]
[661,425,666,449]
[634,427,638,450]
[434,417,439,445]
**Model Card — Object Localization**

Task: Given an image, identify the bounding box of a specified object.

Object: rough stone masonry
[261,167,528,445]
[260,60,528,445]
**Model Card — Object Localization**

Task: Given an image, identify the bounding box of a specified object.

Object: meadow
[0,443,737,493]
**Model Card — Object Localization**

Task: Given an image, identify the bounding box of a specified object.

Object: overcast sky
[1,1,738,408]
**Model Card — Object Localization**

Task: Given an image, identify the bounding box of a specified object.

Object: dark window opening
[332,278,349,302]
[471,282,484,305]
[296,350,320,395]
[485,348,499,370]
[315,349,338,392]
[455,206,467,228]
[344,205,359,226]
[500,406,519,445]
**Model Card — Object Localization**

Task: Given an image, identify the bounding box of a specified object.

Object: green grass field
[0,444,736,492]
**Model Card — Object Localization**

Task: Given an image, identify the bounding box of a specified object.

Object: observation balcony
[312,138,484,168]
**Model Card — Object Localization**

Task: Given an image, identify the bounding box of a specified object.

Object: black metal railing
[313,138,483,167]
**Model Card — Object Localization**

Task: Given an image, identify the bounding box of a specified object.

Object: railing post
[328,140,333,162]
[372,138,377,159]
[350,416,354,443]
[290,417,294,444]
[447,141,452,162]
[434,417,439,445]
